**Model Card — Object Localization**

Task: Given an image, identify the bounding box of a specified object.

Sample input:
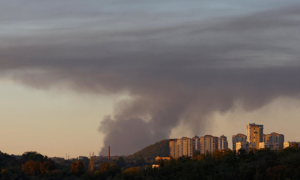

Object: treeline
[142,145,300,180]
[2,145,300,180]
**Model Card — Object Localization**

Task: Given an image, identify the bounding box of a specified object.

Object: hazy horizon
[1,0,300,158]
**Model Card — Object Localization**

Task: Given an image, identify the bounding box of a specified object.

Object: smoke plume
[1,2,300,155]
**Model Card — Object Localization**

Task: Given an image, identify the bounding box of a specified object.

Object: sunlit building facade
[236,142,249,152]
[169,139,179,158]
[264,132,284,149]
[232,133,247,151]
[169,137,195,158]
[283,142,299,149]
[200,135,218,154]
[259,142,280,150]
[236,142,256,152]
[247,123,264,149]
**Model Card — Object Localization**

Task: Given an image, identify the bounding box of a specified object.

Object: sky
[1,0,300,157]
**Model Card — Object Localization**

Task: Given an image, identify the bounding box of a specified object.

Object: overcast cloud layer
[1,1,300,155]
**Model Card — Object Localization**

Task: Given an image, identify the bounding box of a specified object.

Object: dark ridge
[128,139,170,159]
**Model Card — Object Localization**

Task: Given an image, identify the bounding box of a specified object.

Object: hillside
[128,139,170,159]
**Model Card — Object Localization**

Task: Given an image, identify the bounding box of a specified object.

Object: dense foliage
[136,147,300,180]
[3,146,300,179]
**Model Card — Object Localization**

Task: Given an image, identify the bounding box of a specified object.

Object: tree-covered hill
[128,139,170,159]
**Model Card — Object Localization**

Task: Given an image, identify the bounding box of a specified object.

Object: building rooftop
[232,133,246,137]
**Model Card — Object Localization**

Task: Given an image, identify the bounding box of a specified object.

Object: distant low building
[236,142,249,152]
[109,156,120,160]
[50,157,64,162]
[155,156,171,161]
[284,142,299,149]
[90,155,97,159]
[259,142,280,150]
[152,164,160,168]
[236,142,256,152]
[79,156,89,160]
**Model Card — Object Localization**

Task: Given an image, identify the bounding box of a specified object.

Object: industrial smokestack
[108,146,110,161]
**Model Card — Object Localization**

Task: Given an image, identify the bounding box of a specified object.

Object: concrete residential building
[283,142,299,149]
[236,142,256,152]
[247,123,264,149]
[259,142,269,149]
[218,135,228,150]
[232,134,247,151]
[236,142,249,152]
[169,140,179,158]
[259,142,280,151]
[169,137,195,158]
[193,136,201,152]
[200,135,218,154]
[180,137,195,157]
[264,132,284,150]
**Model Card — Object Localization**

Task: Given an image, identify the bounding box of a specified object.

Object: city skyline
[1,0,300,158]
[169,123,296,158]
[0,122,296,159]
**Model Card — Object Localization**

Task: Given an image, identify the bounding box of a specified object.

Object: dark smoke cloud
[1,4,300,155]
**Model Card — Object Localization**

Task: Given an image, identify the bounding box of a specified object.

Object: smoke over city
[1,1,300,155]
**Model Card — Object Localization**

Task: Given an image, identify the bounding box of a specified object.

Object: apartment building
[232,133,247,151]
[218,135,228,150]
[259,142,280,150]
[193,136,201,152]
[236,142,256,152]
[200,135,218,154]
[264,132,284,149]
[169,137,195,158]
[247,123,264,149]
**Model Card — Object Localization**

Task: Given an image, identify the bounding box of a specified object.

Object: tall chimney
[108,146,110,161]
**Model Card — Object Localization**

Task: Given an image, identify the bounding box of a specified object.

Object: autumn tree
[71,161,85,176]
[292,142,299,149]
[99,162,120,178]
[21,160,41,176]
[40,161,55,175]
[213,150,223,161]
